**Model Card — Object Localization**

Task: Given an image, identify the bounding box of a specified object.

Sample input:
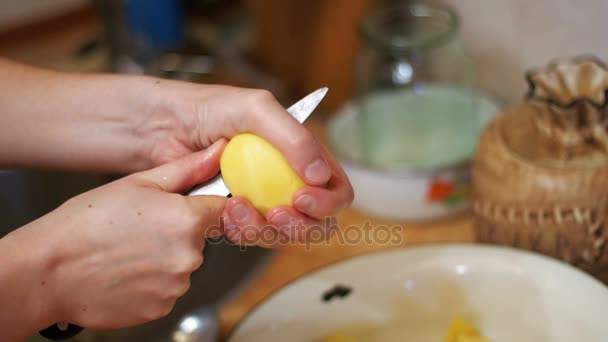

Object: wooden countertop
[217,118,474,339]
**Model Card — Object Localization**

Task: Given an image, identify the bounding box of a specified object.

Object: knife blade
[186,87,328,197]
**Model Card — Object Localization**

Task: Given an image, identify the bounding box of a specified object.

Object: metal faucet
[91,0,214,78]
[91,0,142,73]
[90,0,284,95]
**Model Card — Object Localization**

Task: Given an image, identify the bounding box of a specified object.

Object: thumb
[134,139,227,193]
[186,195,228,238]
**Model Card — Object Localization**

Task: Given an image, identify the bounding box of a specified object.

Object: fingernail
[305,159,331,184]
[230,204,249,223]
[294,195,315,212]
[201,139,225,161]
[223,216,236,231]
[270,211,292,227]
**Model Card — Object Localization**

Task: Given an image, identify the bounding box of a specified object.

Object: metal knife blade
[187,87,328,197]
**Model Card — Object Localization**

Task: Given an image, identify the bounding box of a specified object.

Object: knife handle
[39,322,83,340]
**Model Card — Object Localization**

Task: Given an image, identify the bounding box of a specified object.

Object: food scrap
[445,317,491,342]
[321,317,491,342]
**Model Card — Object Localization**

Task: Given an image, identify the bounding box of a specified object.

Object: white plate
[229,244,608,342]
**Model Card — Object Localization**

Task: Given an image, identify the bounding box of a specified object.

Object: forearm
[0,220,58,341]
[0,58,159,173]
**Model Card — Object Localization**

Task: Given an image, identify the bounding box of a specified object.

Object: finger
[134,138,227,193]
[204,87,332,186]
[185,195,228,240]
[245,91,331,186]
[293,145,354,219]
[223,197,279,248]
[267,206,337,243]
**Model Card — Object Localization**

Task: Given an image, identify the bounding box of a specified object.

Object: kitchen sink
[0,170,273,342]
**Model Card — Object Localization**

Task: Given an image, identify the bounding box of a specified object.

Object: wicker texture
[472,56,608,282]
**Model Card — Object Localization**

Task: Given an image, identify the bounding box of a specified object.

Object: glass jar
[354,2,477,170]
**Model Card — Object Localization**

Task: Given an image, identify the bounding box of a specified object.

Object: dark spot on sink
[322,284,352,302]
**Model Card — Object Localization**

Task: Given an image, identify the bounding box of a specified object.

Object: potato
[220,133,306,215]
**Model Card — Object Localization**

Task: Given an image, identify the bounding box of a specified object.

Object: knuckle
[173,252,204,274]
[247,90,279,119]
[141,310,156,322]
[178,198,202,227]
[289,130,314,151]
[164,200,198,236]
[191,253,204,270]
[175,276,192,297]
[158,300,175,319]
[142,305,163,321]
[249,89,275,104]
[144,299,176,321]
[143,309,159,322]
[176,220,198,239]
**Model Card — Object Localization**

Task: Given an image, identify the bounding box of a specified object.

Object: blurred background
[1,0,607,107]
[1,1,608,341]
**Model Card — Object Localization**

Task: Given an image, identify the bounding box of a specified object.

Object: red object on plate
[427,180,454,202]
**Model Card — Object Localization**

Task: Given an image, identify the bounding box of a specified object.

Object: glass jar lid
[359,2,459,54]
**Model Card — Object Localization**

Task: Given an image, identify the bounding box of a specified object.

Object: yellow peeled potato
[220,133,306,215]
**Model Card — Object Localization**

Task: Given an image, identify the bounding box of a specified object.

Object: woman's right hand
[5,140,227,332]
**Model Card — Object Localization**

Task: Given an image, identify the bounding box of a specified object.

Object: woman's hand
[138,81,353,246]
[0,140,227,338]
[51,141,228,328]
[0,58,353,246]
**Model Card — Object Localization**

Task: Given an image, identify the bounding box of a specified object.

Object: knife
[186,86,328,197]
[38,87,328,341]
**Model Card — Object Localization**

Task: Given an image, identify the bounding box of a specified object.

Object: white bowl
[229,244,608,342]
[327,92,501,222]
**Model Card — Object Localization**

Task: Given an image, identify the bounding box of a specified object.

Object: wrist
[0,219,63,332]
[90,73,160,173]
[53,72,166,173]
[125,75,199,169]
[9,218,60,328]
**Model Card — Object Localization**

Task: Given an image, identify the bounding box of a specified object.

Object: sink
[0,170,273,341]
